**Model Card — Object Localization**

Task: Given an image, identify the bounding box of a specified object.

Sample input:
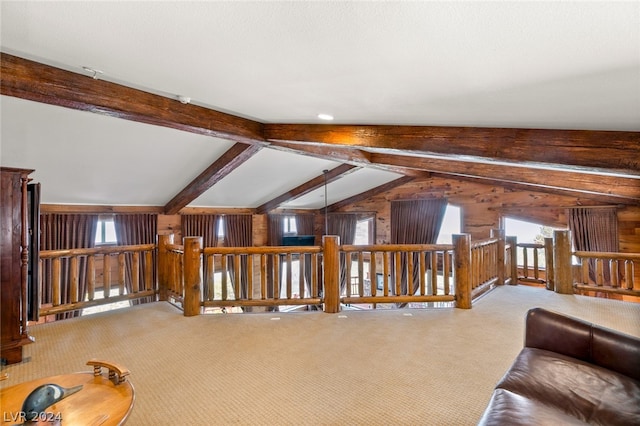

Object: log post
[506,236,518,285]
[453,234,472,309]
[157,233,174,301]
[322,235,341,313]
[183,236,202,316]
[544,237,554,291]
[553,230,573,294]
[491,229,506,285]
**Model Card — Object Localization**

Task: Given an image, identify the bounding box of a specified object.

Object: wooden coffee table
[1,360,134,425]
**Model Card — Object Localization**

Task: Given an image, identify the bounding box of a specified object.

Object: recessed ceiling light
[317,113,334,121]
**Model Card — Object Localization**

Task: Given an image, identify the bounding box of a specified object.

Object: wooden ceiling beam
[324,176,415,212]
[255,164,358,214]
[268,142,429,178]
[164,143,262,214]
[0,53,264,144]
[265,123,640,176]
[369,153,640,204]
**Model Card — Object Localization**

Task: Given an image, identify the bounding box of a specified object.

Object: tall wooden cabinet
[1,167,37,364]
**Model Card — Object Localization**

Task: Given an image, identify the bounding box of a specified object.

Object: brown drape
[390,198,448,301]
[113,214,158,304]
[295,214,315,298]
[266,215,286,310]
[181,214,219,300]
[568,207,619,284]
[40,214,98,319]
[181,214,219,247]
[225,215,252,306]
[328,213,358,294]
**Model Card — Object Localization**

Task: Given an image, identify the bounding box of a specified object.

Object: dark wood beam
[325,176,415,212]
[268,141,428,178]
[368,153,640,204]
[164,143,262,214]
[255,164,359,214]
[0,53,264,144]
[429,172,638,206]
[265,124,640,176]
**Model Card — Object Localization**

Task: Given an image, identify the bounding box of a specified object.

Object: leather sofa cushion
[496,347,640,425]
[477,388,588,425]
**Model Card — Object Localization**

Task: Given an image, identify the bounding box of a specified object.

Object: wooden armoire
[1,167,39,365]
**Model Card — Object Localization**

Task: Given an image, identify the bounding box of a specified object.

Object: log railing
[339,243,456,306]
[504,236,554,290]
[158,234,483,315]
[572,251,640,297]
[38,244,156,317]
[469,237,499,297]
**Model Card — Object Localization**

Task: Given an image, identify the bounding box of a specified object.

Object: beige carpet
[2,285,640,425]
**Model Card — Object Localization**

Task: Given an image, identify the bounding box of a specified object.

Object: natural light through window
[95,218,117,245]
[504,218,555,244]
[436,205,461,244]
[354,217,373,245]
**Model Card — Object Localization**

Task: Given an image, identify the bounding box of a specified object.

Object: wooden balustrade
[38,244,157,316]
[572,251,640,297]
[469,237,500,298]
[339,243,457,306]
[156,233,487,314]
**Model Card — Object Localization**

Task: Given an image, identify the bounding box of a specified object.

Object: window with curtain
[40,213,98,319]
[390,198,448,302]
[567,207,619,284]
[113,213,158,304]
[181,214,220,300]
[224,215,252,309]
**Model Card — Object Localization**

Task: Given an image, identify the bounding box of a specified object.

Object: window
[354,216,374,245]
[217,216,225,239]
[283,216,297,235]
[504,217,555,244]
[436,205,461,244]
[504,217,559,267]
[95,217,117,245]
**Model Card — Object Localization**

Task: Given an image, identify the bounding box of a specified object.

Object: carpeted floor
[2,285,640,425]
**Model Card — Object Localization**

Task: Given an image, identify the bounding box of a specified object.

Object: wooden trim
[164,143,262,214]
[40,204,165,214]
[265,123,640,176]
[256,164,358,214]
[1,53,265,144]
[325,176,414,212]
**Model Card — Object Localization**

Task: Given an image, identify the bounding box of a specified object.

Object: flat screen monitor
[282,235,316,246]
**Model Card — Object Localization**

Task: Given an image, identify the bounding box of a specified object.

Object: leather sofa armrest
[524,308,592,362]
[524,307,640,380]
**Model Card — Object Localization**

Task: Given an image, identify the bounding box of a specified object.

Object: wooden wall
[152,175,640,252]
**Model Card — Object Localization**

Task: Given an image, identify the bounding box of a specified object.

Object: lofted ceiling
[1,1,639,211]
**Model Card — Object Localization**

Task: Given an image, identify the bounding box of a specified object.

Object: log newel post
[183,236,203,316]
[553,230,573,294]
[453,233,472,309]
[544,237,555,291]
[322,235,341,313]
[491,229,506,285]
[157,233,174,301]
[506,236,518,285]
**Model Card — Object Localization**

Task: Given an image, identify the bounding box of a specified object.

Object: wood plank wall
[43,175,640,287]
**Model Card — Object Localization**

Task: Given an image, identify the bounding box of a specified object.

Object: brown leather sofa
[478,307,640,425]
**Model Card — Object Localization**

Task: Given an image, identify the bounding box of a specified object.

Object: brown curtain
[181,214,219,300]
[295,214,316,298]
[225,215,252,308]
[181,214,219,247]
[328,213,358,294]
[40,214,98,319]
[113,214,158,304]
[567,207,619,284]
[390,199,448,302]
[266,214,286,310]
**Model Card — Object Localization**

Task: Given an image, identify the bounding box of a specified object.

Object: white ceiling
[1,1,638,208]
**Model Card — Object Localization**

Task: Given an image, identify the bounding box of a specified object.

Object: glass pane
[437,205,461,244]
[104,220,117,243]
